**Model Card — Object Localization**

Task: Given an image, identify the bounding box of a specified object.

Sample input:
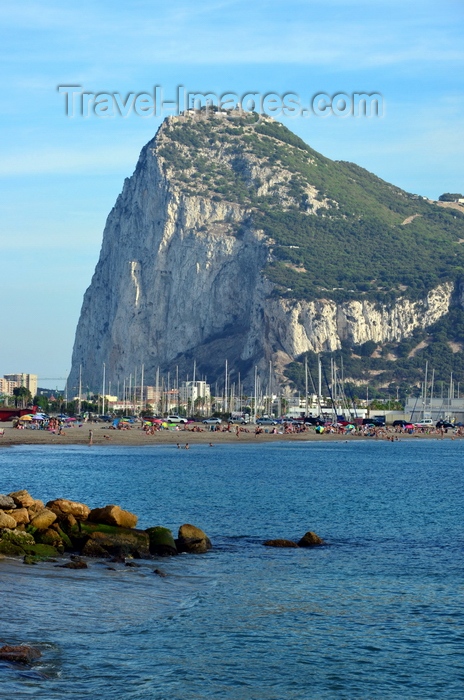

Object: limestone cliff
[68,111,464,393]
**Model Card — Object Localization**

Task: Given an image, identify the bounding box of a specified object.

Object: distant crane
[39,377,67,381]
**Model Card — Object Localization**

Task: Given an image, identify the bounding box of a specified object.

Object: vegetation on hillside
[439,193,463,202]
[158,111,464,304]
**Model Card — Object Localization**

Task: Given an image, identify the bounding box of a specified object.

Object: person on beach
[88,430,93,445]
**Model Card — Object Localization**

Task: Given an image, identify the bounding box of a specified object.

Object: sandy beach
[0,421,459,448]
[0,422,341,447]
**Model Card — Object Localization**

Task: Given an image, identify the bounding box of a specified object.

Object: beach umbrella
[65,417,77,421]
[20,415,33,421]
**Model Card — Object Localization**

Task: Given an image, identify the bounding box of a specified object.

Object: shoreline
[0,422,460,448]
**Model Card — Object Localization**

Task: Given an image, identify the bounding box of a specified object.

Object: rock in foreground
[0,645,42,664]
[297,531,324,547]
[88,505,138,529]
[146,526,178,556]
[263,539,299,548]
[176,524,212,554]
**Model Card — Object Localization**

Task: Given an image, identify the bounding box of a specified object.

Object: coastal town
[2,368,464,445]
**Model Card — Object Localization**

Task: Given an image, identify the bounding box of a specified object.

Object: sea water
[0,440,463,699]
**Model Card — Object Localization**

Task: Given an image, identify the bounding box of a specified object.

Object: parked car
[303,416,325,425]
[392,420,408,427]
[413,419,434,428]
[166,415,188,424]
[256,418,278,426]
[203,417,222,424]
[362,418,385,427]
[436,420,454,429]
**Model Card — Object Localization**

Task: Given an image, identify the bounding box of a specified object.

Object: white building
[179,381,210,406]
[405,396,464,423]
[3,373,38,397]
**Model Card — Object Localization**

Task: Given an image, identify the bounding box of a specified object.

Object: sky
[1,0,464,389]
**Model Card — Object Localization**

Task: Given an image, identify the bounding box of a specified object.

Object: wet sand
[0,422,457,448]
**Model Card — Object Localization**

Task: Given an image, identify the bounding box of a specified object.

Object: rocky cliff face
[68,111,464,393]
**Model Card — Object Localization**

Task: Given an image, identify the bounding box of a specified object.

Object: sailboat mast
[224,359,228,415]
[430,368,435,420]
[156,367,159,415]
[304,356,308,417]
[140,363,144,413]
[423,361,428,419]
[254,365,258,423]
[78,364,82,415]
[102,362,106,416]
[269,360,272,416]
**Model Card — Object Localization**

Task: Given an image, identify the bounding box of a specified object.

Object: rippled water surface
[1,440,463,699]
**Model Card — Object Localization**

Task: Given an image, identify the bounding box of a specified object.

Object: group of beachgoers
[5,415,464,443]
[13,416,67,434]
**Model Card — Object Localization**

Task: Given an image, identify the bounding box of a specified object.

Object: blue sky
[1,0,463,389]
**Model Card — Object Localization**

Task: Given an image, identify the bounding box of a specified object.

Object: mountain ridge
[67,110,464,395]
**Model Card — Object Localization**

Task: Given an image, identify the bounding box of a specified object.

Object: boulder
[50,524,73,550]
[88,505,138,529]
[0,494,16,509]
[8,490,35,508]
[176,524,212,554]
[24,554,52,565]
[0,511,17,529]
[0,645,42,664]
[26,499,45,517]
[35,528,65,553]
[263,539,299,548]
[30,508,57,530]
[0,528,35,556]
[297,531,324,547]
[81,539,111,557]
[60,513,78,532]
[0,541,26,556]
[72,522,150,558]
[4,507,30,525]
[1,528,34,546]
[146,526,178,556]
[57,559,88,569]
[22,543,59,558]
[46,498,90,522]
[23,555,38,565]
